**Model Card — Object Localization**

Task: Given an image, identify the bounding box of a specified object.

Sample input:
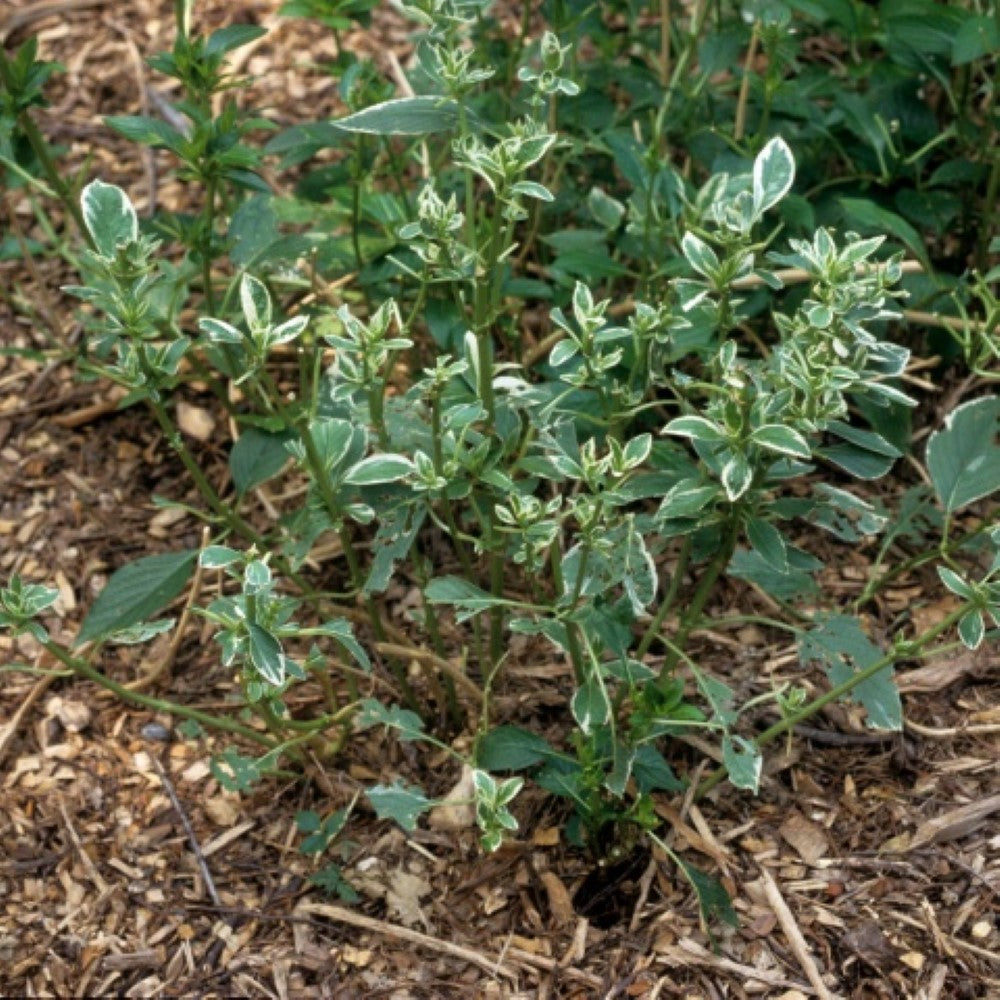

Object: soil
[1,1,998,997]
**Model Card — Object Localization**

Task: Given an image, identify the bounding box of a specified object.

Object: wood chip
[909,794,1000,850]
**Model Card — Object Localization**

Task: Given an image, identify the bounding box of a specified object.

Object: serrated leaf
[722,734,762,793]
[633,745,685,793]
[356,699,426,740]
[799,615,902,730]
[230,428,295,494]
[675,857,739,928]
[926,396,1000,513]
[367,781,432,832]
[81,179,138,258]
[752,136,795,217]
[78,550,196,644]
[336,96,462,135]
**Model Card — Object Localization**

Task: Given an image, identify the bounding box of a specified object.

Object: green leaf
[247,623,284,685]
[356,699,425,741]
[633,745,685,793]
[230,428,295,494]
[204,23,268,58]
[104,115,187,154]
[721,452,753,501]
[571,677,610,733]
[799,615,902,730]
[366,502,425,595]
[587,187,625,229]
[78,550,196,644]
[81,179,138,258]
[957,610,985,650]
[746,517,789,573]
[336,97,462,135]
[952,15,1000,65]
[477,726,556,770]
[675,857,739,928]
[425,576,522,621]
[106,618,175,645]
[665,415,726,443]
[199,545,242,569]
[839,197,930,269]
[926,396,1000,513]
[750,424,812,460]
[342,454,415,485]
[367,781,432,832]
[752,136,795,217]
[722,734,762,793]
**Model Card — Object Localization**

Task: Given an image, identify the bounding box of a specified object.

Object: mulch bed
[1,1,998,996]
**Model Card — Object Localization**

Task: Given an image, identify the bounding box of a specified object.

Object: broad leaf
[78,550,196,644]
[230,428,295,494]
[675,857,739,928]
[81,179,138,258]
[367,781,432,832]
[336,97,462,135]
[356,699,425,741]
[571,677,610,733]
[722,734,762,793]
[247,623,284,685]
[799,615,902,730]
[926,396,1000,513]
[746,517,789,572]
[342,454,415,485]
[477,726,556,770]
[752,136,795,217]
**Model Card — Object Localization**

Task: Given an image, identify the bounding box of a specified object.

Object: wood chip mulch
[1,1,998,996]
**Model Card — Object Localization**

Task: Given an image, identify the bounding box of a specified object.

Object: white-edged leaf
[198,317,244,344]
[240,274,272,332]
[342,454,415,485]
[752,136,795,217]
[367,781,433,832]
[957,610,985,650]
[926,396,1000,513]
[750,424,812,459]
[247,623,284,684]
[721,452,753,501]
[723,734,762,793]
[199,545,242,569]
[337,96,462,135]
[81,179,138,258]
[665,415,727,443]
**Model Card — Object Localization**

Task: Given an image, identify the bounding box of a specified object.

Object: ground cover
[1,1,998,997]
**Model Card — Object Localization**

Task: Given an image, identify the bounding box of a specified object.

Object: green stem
[200,174,218,315]
[695,603,970,798]
[656,515,739,687]
[549,541,585,684]
[0,48,93,250]
[637,534,693,660]
[42,639,277,748]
